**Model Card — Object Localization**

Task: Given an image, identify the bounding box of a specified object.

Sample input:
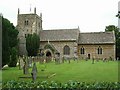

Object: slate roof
[40,28,79,41]
[78,31,115,44]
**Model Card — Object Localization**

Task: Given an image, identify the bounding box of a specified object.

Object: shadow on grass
[18,73,56,80]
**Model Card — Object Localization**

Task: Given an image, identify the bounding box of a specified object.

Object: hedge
[2,80,120,90]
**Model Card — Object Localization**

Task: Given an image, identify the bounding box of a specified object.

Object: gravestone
[19,56,24,70]
[68,58,70,63]
[62,56,64,63]
[92,58,95,64]
[32,56,35,62]
[31,63,37,81]
[28,56,32,68]
[85,57,88,61]
[55,53,60,64]
[39,56,44,64]
[23,56,29,74]
[18,56,21,70]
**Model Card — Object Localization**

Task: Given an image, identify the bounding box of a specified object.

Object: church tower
[16,8,42,56]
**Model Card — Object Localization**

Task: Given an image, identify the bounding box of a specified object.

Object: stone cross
[31,62,37,81]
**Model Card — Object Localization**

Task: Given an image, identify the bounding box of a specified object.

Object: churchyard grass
[0,70,2,89]
[2,60,119,83]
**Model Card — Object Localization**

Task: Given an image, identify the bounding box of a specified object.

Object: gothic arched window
[80,46,85,54]
[98,46,102,54]
[63,45,70,55]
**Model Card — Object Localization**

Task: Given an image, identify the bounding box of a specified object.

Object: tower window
[25,20,29,25]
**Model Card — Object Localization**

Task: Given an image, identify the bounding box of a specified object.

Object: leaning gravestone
[31,63,37,81]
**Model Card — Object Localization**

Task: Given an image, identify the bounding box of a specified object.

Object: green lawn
[2,60,119,83]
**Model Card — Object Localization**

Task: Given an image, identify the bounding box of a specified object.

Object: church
[17,8,116,60]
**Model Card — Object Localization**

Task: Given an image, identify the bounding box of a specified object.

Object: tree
[2,17,19,67]
[116,11,120,18]
[2,17,10,67]
[8,47,18,67]
[26,33,40,56]
[105,25,120,59]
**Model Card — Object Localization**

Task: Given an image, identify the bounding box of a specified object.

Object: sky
[0,0,119,32]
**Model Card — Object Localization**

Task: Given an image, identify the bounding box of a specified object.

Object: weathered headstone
[62,56,64,63]
[31,62,37,81]
[85,57,88,61]
[23,56,29,74]
[92,58,94,64]
[28,56,32,68]
[55,53,60,64]
[68,58,70,63]
[32,56,35,62]
[18,56,21,70]
[19,56,24,70]
[39,56,44,63]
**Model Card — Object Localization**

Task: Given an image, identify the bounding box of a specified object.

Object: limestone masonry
[16,8,116,60]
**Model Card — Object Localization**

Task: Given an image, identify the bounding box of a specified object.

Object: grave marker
[31,63,37,81]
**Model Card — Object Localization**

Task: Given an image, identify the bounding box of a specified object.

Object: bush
[2,80,120,89]
[8,47,18,67]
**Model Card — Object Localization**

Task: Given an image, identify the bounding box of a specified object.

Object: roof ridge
[80,31,113,34]
[43,28,78,31]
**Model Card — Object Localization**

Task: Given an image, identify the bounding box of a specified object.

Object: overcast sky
[0,0,119,32]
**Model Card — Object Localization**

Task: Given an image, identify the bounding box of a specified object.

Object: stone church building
[17,8,116,60]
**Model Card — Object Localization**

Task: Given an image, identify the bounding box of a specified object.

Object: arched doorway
[46,51,52,57]
[44,49,53,63]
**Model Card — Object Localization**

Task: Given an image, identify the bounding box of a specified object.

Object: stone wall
[78,44,116,60]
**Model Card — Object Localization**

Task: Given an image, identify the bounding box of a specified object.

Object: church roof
[78,31,115,44]
[40,28,80,41]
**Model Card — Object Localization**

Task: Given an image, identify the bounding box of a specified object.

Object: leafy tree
[105,25,120,59]
[116,11,120,18]
[8,47,18,67]
[2,16,19,67]
[26,33,40,56]
[2,17,10,67]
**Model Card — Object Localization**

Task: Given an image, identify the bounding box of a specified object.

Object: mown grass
[2,60,119,83]
[0,70,2,89]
